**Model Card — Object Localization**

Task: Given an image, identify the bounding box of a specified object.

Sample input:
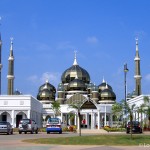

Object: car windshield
[48,118,60,124]
[0,122,7,125]
[128,121,139,125]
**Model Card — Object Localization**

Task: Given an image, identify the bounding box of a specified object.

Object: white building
[0,95,42,127]
[127,95,150,124]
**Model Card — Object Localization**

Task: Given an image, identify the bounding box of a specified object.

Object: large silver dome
[61,55,90,84]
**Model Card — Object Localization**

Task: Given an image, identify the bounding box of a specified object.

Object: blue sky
[1,0,150,101]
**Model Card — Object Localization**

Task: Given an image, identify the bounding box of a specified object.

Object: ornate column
[104,105,107,126]
[86,113,89,129]
[97,109,100,129]
[61,112,63,122]
[11,110,14,127]
[27,110,30,119]
[74,113,77,126]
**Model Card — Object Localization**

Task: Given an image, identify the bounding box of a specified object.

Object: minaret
[7,37,15,95]
[134,38,142,96]
[0,17,2,95]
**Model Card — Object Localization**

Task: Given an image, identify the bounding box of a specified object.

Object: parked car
[126,121,142,133]
[18,119,38,134]
[0,121,13,135]
[46,118,62,134]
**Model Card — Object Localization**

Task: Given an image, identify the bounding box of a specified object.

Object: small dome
[37,80,56,101]
[98,80,112,91]
[100,87,116,100]
[40,89,51,97]
[14,89,22,95]
[39,80,56,92]
[68,77,86,91]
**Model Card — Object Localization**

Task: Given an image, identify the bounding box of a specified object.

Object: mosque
[0,30,148,129]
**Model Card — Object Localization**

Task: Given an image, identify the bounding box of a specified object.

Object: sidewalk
[77,129,108,134]
[77,129,150,135]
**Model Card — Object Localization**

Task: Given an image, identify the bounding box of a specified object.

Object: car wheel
[59,131,62,134]
[25,131,27,134]
[19,131,22,134]
[47,131,50,134]
[7,132,9,135]
[35,129,38,134]
[11,130,13,134]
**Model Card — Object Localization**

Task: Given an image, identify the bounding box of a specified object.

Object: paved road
[0,132,150,150]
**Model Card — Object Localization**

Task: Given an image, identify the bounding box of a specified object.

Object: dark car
[126,121,142,134]
[0,121,13,135]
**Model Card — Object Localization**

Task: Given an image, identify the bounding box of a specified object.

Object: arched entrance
[67,93,98,129]
[0,112,11,122]
[16,112,27,127]
[81,100,97,129]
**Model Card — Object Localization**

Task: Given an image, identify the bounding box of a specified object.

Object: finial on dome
[73,50,78,65]
[45,79,49,83]
[105,82,108,89]
[102,76,105,83]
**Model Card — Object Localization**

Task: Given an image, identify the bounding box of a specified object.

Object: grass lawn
[23,134,150,146]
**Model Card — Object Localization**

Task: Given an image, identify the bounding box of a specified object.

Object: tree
[143,96,150,128]
[122,100,135,140]
[136,103,145,129]
[112,102,123,128]
[51,101,60,118]
[69,100,82,136]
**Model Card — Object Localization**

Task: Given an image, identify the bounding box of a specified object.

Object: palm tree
[69,102,82,136]
[122,100,135,140]
[144,96,150,128]
[136,103,145,129]
[112,102,123,128]
[51,101,61,118]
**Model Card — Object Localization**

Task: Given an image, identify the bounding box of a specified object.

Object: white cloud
[27,72,61,87]
[40,72,60,84]
[86,36,98,44]
[145,74,150,81]
[27,75,38,83]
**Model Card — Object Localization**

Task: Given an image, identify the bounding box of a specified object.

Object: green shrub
[38,128,46,132]
[62,126,69,132]
[104,127,126,132]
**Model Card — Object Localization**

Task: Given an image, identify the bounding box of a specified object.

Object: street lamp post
[124,63,129,127]
[124,63,129,103]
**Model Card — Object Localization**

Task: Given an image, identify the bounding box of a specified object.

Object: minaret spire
[7,37,15,95]
[0,17,2,95]
[73,50,78,65]
[134,38,142,96]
